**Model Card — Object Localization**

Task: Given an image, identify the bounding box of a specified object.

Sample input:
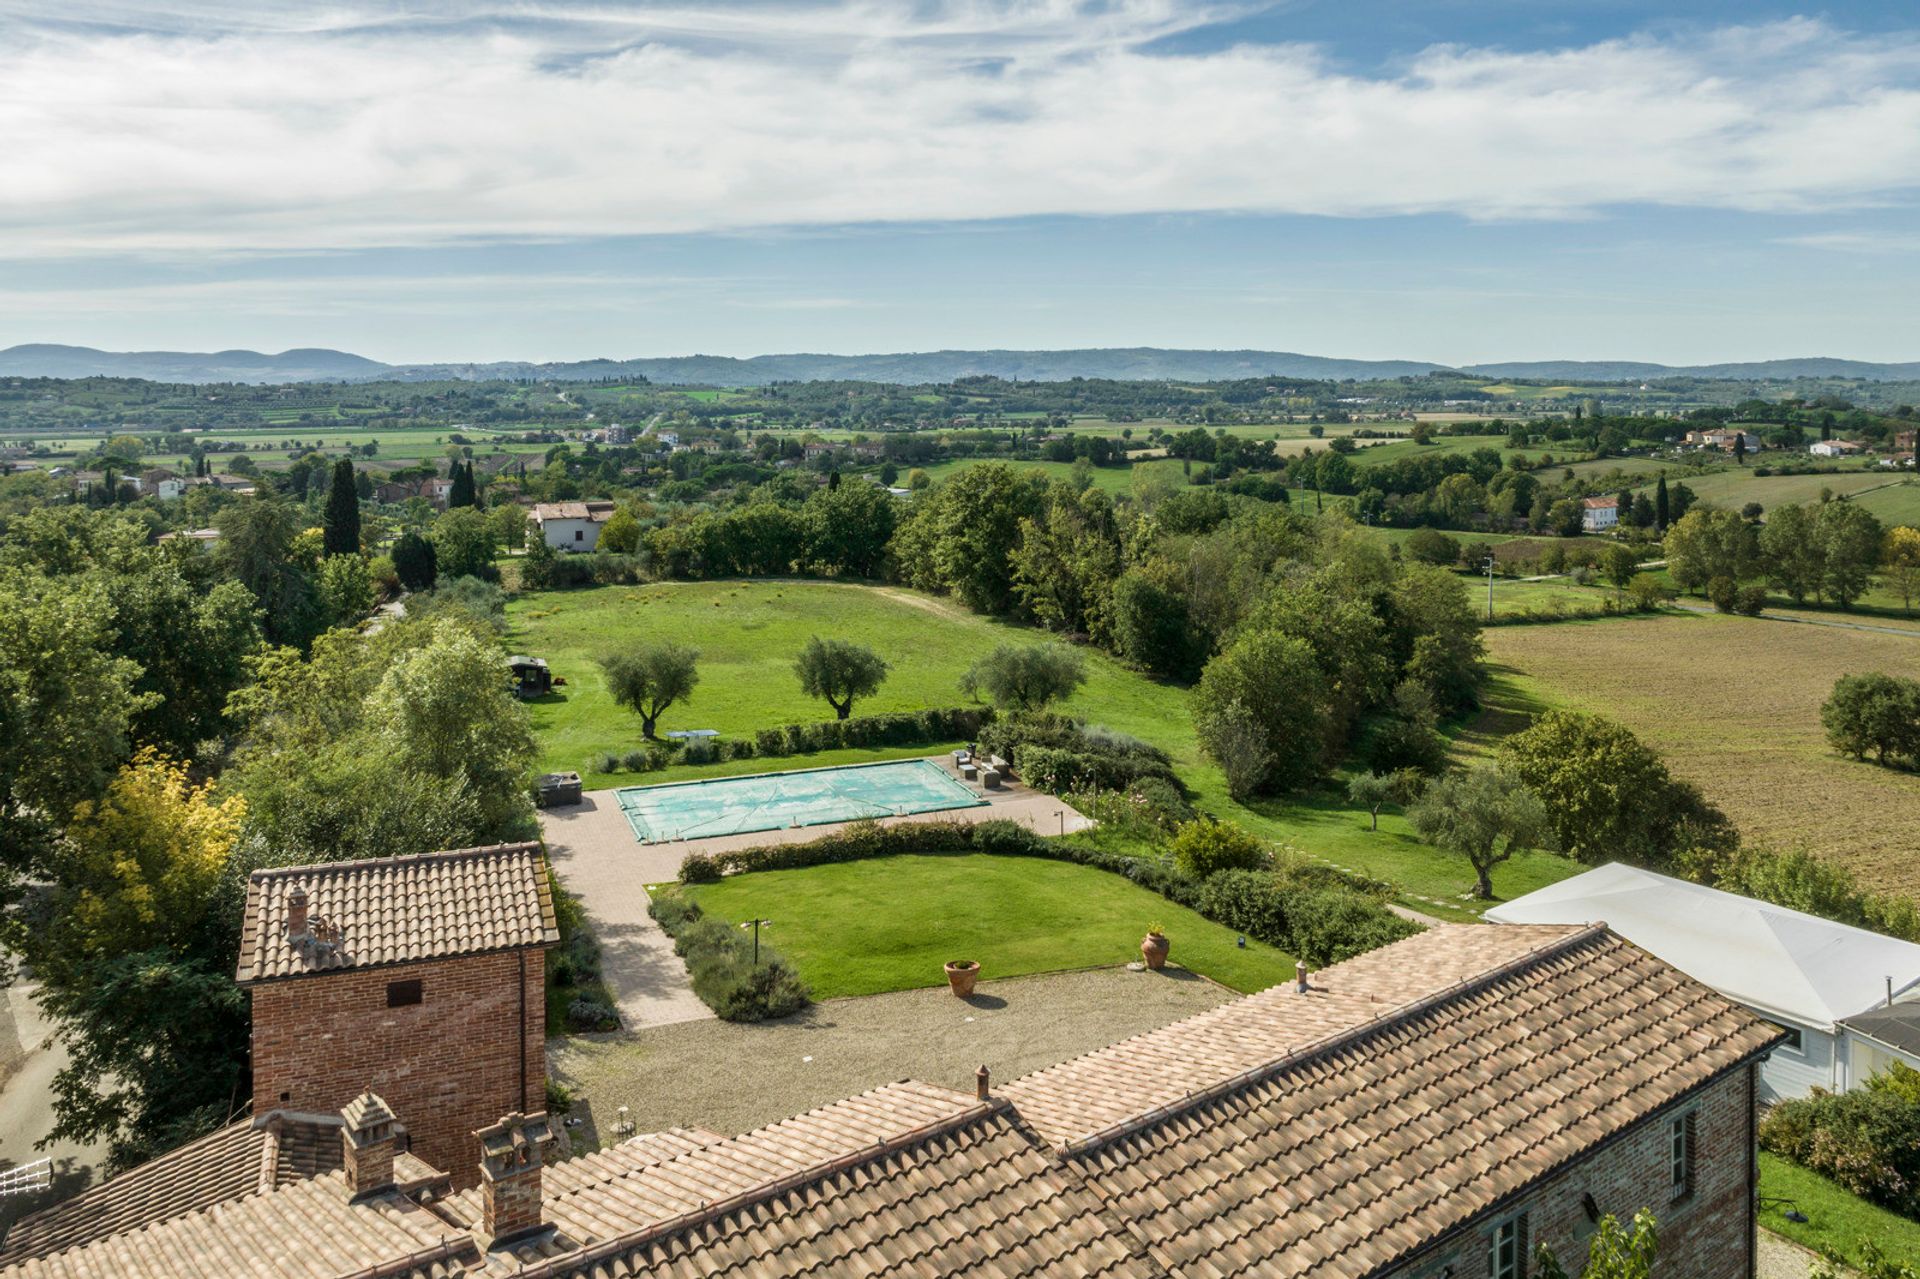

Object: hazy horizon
[3,1,1918,363]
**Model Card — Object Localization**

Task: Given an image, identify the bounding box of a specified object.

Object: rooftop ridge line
[1052,922,1612,1157]
[247,841,545,881]
[503,1092,1000,1279]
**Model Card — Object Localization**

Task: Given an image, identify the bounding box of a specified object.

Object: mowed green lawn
[1759,1153,1920,1269]
[512,578,1584,914]
[506,579,1190,785]
[680,853,1295,997]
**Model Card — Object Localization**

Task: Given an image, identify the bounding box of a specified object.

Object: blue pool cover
[615,758,987,843]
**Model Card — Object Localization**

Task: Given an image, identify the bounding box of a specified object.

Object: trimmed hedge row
[589,706,992,777]
[679,817,1420,968]
[978,713,1178,796]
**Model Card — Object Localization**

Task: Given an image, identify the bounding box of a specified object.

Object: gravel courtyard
[549,964,1233,1143]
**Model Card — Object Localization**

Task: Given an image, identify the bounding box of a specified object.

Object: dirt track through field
[1483,614,1920,896]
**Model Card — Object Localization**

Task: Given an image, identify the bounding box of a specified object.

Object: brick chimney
[975,1065,990,1100]
[340,1092,398,1201]
[475,1111,554,1244]
[285,884,309,940]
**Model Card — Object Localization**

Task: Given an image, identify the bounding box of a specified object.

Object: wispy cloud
[0,4,1917,258]
[1778,231,1920,254]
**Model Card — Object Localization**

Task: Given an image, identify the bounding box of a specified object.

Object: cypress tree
[323,458,360,555]
[1655,475,1670,531]
[448,461,474,508]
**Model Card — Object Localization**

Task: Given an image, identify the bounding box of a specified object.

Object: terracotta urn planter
[944,960,980,998]
[1141,932,1171,970]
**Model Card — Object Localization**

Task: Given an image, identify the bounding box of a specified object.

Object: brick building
[0,923,1782,1278]
[234,843,558,1186]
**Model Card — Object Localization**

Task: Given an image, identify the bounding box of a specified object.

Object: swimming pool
[615,758,988,843]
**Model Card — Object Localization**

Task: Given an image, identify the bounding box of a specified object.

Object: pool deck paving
[540,758,1093,1031]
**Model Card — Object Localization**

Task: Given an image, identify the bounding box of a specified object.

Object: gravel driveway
[549,964,1232,1143]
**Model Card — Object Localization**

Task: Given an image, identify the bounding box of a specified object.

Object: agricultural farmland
[1481,612,1920,895]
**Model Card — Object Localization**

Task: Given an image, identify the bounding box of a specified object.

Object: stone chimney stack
[340,1092,398,1201]
[475,1111,555,1244]
[286,884,309,941]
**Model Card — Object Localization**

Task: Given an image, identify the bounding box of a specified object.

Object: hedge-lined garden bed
[545,871,621,1034]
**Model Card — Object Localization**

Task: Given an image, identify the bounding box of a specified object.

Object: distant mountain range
[2,343,1917,386]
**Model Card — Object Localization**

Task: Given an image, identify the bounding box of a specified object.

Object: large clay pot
[1141,932,1171,970]
[945,960,980,998]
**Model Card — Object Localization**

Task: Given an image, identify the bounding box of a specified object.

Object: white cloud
[0,4,1917,257]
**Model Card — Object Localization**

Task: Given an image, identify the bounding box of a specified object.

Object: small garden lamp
[739,918,772,967]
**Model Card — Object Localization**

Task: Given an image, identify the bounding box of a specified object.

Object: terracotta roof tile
[0,1114,351,1265]
[1041,926,1783,1278]
[235,844,559,985]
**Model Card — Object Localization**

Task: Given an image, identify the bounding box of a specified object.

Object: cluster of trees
[0,498,537,1170]
[1667,498,1889,609]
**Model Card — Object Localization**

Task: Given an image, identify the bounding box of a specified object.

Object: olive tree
[1407,766,1549,900]
[959,642,1086,711]
[793,637,889,720]
[600,643,701,739]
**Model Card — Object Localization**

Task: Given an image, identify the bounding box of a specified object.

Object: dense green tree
[1816,499,1884,607]
[600,643,701,739]
[1408,766,1549,899]
[1886,526,1920,615]
[1193,631,1327,795]
[1009,483,1122,639]
[1108,570,1199,680]
[215,498,322,647]
[1760,503,1825,604]
[322,458,360,555]
[598,507,641,554]
[1386,565,1486,715]
[1501,710,1737,866]
[804,479,896,578]
[1664,508,1757,596]
[1653,474,1670,530]
[367,626,537,837]
[447,460,475,508]
[1821,673,1920,768]
[316,554,374,626]
[959,642,1087,711]
[391,529,438,592]
[889,463,1046,613]
[429,507,499,581]
[793,637,889,719]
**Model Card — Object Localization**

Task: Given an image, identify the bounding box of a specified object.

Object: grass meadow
[507,578,1582,914]
[1480,612,1920,895]
[681,853,1296,997]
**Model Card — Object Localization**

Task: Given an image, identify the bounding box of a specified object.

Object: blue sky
[1,1,1917,365]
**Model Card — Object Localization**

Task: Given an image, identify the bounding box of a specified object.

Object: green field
[1348,435,1556,468]
[1631,466,1918,518]
[509,579,1583,914]
[680,853,1295,997]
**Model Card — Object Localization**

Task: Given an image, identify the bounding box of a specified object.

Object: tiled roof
[530,502,604,522]
[1035,925,1784,1279]
[234,844,559,985]
[448,1082,1154,1279]
[2,925,1784,1279]
[0,1172,470,1279]
[0,1115,344,1264]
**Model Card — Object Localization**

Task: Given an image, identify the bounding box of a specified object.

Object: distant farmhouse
[1580,494,1619,533]
[0,921,1784,1279]
[1491,863,1920,1101]
[530,500,616,551]
[1809,438,1864,458]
